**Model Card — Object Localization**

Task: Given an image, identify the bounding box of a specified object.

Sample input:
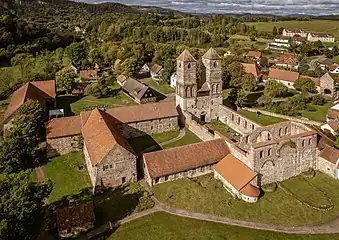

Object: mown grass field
[300,101,333,122]
[153,172,339,226]
[109,212,339,240]
[142,78,175,95]
[247,20,339,38]
[237,109,285,126]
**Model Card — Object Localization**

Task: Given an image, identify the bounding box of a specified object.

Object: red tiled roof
[268,68,300,82]
[214,153,257,191]
[247,51,262,58]
[4,80,55,122]
[241,63,261,78]
[46,116,81,139]
[328,120,339,131]
[56,202,95,233]
[279,54,298,65]
[241,184,260,197]
[82,108,134,166]
[106,101,178,124]
[150,64,163,74]
[327,109,339,119]
[144,139,230,179]
[319,145,339,166]
[300,75,320,86]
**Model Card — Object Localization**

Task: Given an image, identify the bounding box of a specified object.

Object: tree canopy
[293,77,317,93]
[264,80,288,98]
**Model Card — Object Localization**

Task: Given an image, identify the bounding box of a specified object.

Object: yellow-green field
[247,20,339,38]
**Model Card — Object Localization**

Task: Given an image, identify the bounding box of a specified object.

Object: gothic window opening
[308,138,312,145]
[260,150,263,158]
[268,148,271,156]
[302,139,305,147]
[213,61,218,68]
[285,126,288,134]
[279,128,282,136]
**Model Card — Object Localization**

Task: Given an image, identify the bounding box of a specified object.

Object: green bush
[311,94,326,106]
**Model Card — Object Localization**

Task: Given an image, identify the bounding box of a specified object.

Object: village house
[138,63,152,77]
[56,202,95,238]
[3,80,56,131]
[268,36,291,51]
[275,54,299,70]
[320,72,339,98]
[318,145,339,179]
[245,50,262,61]
[319,59,335,71]
[150,64,163,80]
[118,76,157,104]
[330,65,339,74]
[241,63,262,80]
[307,33,335,43]
[321,119,339,137]
[283,28,308,38]
[79,69,98,82]
[292,35,306,45]
[170,72,177,88]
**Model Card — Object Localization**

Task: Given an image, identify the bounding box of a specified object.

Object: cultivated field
[247,20,339,38]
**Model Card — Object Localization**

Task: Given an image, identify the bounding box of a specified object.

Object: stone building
[82,108,137,189]
[46,116,82,158]
[318,145,339,179]
[176,48,223,123]
[320,72,339,98]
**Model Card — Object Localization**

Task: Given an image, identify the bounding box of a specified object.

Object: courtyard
[237,109,285,126]
[152,172,339,226]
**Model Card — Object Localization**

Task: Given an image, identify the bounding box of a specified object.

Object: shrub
[264,80,288,98]
[311,94,326,105]
[293,78,317,93]
[287,94,310,111]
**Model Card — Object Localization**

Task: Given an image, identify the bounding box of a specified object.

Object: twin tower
[175,48,223,123]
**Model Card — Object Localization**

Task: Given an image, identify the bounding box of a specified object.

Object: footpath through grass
[153,172,339,226]
[163,128,201,149]
[109,212,339,240]
[43,151,91,202]
[237,109,285,126]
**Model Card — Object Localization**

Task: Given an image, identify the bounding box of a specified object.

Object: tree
[278,27,284,35]
[65,42,89,68]
[272,26,278,36]
[293,77,317,93]
[298,58,310,74]
[88,47,104,67]
[0,100,43,173]
[264,80,288,98]
[311,94,326,105]
[235,89,247,107]
[259,56,269,68]
[257,94,273,107]
[0,171,52,240]
[119,57,141,77]
[55,68,75,93]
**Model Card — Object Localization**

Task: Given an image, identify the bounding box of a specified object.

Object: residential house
[321,119,339,137]
[214,153,260,203]
[282,28,308,38]
[307,33,335,43]
[326,102,339,122]
[268,36,291,51]
[241,63,262,80]
[267,68,300,88]
[3,80,56,131]
[319,59,335,71]
[170,72,177,88]
[79,69,98,82]
[150,64,163,80]
[320,72,339,98]
[330,65,339,74]
[246,50,262,61]
[56,202,95,238]
[71,82,88,96]
[318,145,339,179]
[291,35,306,45]
[82,108,137,190]
[117,74,128,86]
[275,54,299,70]
[120,77,157,104]
[138,63,152,77]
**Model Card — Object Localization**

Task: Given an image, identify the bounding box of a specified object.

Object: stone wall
[47,135,81,158]
[317,157,337,179]
[183,111,217,141]
[218,105,261,135]
[83,143,97,187]
[96,145,137,188]
[119,116,179,139]
[243,107,323,126]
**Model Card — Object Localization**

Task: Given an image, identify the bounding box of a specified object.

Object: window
[122,177,126,184]
[231,114,234,121]
[327,167,330,171]
[252,124,255,130]
[213,61,218,68]
[285,127,288,134]
[309,138,312,145]
[244,121,247,129]
[267,133,271,141]
[164,175,169,181]
[179,62,182,68]
[237,117,240,125]
[302,139,305,147]
[268,148,271,156]
[192,169,196,174]
[103,165,108,171]
[110,164,113,169]
[279,128,282,136]
[260,150,263,158]
[200,167,204,172]
[187,63,191,69]
[155,177,159,184]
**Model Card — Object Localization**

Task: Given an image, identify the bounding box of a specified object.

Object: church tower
[202,48,223,120]
[176,49,197,112]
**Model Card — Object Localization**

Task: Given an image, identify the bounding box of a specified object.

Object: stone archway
[279,143,297,180]
[260,160,276,185]
[324,89,332,95]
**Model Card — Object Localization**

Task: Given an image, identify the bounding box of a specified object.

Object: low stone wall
[218,105,261,135]
[243,107,323,126]
[47,135,81,158]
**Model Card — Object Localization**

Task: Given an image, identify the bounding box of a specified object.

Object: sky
[82,0,339,16]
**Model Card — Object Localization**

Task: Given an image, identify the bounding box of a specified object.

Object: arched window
[302,139,305,147]
[244,121,247,129]
[187,63,191,69]
[186,87,190,97]
[213,61,218,68]
[309,138,312,145]
[267,133,271,141]
[260,150,263,158]
[190,86,194,97]
[268,148,271,156]
[237,117,240,125]
[179,62,182,68]
[279,128,282,136]
[285,126,288,134]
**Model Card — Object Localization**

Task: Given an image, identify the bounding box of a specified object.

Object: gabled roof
[246,51,262,58]
[309,33,333,38]
[279,54,298,65]
[150,64,163,74]
[214,153,257,191]
[46,116,82,139]
[176,49,196,62]
[121,77,155,101]
[144,139,230,179]
[202,48,221,60]
[319,59,334,66]
[241,63,261,78]
[319,145,339,166]
[82,108,134,166]
[328,120,339,132]
[268,68,300,82]
[4,80,56,122]
[327,109,339,119]
[117,74,128,84]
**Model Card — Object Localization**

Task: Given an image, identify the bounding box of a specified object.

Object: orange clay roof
[268,68,300,82]
[4,80,55,122]
[214,153,257,191]
[240,184,260,197]
[241,63,261,78]
[46,116,82,139]
[247,50,262,58]
[319,145,339,166]
[82,108,134,166]
[144,139,230,179]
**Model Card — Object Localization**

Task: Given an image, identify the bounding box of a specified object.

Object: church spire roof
[202,47,221,60]
[176,49,196,62]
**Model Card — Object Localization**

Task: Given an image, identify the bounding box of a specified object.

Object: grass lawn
[142,78,175,95]
[127,130,180,155]
[300,101,333,122]
[247,20,339,39]
[57,92,136,115]
[153,172,339,226]
[109,212,339,240]
[43,151,91,202]
[333,55,339,64]
[206,120,241,141]
[237,109,285,126]
[228,34,270,50]
[163,128,201,149]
